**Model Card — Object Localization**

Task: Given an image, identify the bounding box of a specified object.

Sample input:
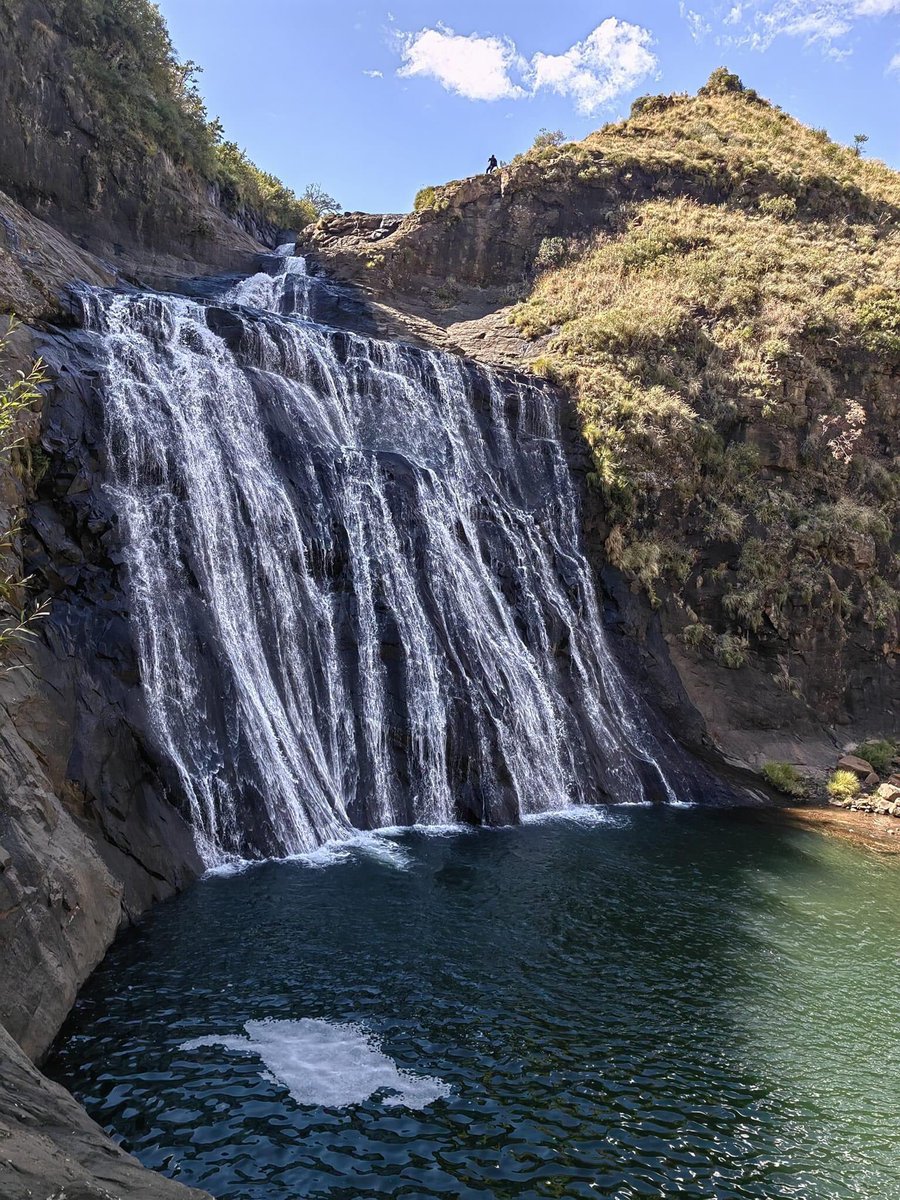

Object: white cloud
[776,9,852,42]
[530,20,657,114]
[363,69,383,78]
[855,0,900,14]
[693,0,900,52]
[398,25,525,102]
[396,19,656,114]
[679,2,713,40]
[889,50,900,70]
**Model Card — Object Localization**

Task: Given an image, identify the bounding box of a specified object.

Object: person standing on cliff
[486,154,498,174]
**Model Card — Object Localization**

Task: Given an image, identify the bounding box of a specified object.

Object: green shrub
[414,186,438,212]
[0,319,50,660]
[0,321,45,448]
[700,67,745,96]
[630,93,684,118]
[714,632,749,669]
[214,141,318,228]
[762,761,807,797]
[856,287,900,354]
[827,769,861,803]
[681,621,713,649]
[758,194,797,220]
[854,739,897,775]
[534,237,573,272]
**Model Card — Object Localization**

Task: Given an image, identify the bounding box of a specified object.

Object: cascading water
[224,243,312,315]
[77,247,698,863]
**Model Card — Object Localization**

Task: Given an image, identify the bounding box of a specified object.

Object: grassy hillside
[510,69,898,675]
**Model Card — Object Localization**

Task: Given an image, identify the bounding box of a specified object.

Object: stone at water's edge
[0,1024,211,1200]
[0,654,204,1059]
[837,754,877,778]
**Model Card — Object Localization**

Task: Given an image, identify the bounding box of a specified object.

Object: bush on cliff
[854,739,897,775]
[414,187,438,212]
[827,770,862,804]
[20,0,333,230]
[0,319,48,658]
[532,128,568,150]
[762,762,808,798]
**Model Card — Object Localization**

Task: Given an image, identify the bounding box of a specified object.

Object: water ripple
[47,811,900,1200]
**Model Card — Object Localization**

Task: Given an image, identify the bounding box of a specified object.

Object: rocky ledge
[0,1023,210,1200]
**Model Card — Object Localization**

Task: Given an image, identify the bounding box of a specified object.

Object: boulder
[836,754,875,777]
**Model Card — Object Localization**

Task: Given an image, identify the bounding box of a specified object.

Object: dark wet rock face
[58,274,733,863]
[0,324,203,1061]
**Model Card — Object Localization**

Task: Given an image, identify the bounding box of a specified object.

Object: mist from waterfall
[79,249,693,863]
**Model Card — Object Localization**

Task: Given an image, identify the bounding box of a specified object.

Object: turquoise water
[47,809,900,1199]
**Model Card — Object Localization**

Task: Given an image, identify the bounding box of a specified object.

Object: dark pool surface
[47,808,900,1199]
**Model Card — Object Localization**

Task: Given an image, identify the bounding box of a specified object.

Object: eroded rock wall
[0,0,274,285]
[0,1023,211,1199]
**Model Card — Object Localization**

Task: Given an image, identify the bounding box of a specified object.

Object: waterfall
[224,244,312,316]
[77,249,694,863]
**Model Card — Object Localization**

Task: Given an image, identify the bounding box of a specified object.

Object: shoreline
[735,801,900,855]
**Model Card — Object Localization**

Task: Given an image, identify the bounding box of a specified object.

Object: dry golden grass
[509,72,899,661]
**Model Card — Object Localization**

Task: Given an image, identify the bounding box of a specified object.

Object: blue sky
[157,1,900,215]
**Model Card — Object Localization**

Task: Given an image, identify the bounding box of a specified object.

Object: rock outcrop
[0,299,206,1200]
[0,1023,211,1199]
[0,0,277,287]
[1,318,205,1062]
[0,189,116,320]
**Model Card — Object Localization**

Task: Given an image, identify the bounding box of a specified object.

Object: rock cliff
[302,75,898,776]
[0,1022,210,1199]
[0,0,279,287]
[0,4,273,1194]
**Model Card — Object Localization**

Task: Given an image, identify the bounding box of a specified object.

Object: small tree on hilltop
[301,184,342,216]
[853,133,869,157]
[532,128,567,151]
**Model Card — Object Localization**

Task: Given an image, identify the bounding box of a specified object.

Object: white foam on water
[204,810,644,880]
[204,858,255,879]
[376,821,477,839]
[288,828,414,870]
[521,805,618,828]
[181,1018,451,1110]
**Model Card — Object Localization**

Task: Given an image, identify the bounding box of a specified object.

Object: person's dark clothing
[486,155,498,173]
